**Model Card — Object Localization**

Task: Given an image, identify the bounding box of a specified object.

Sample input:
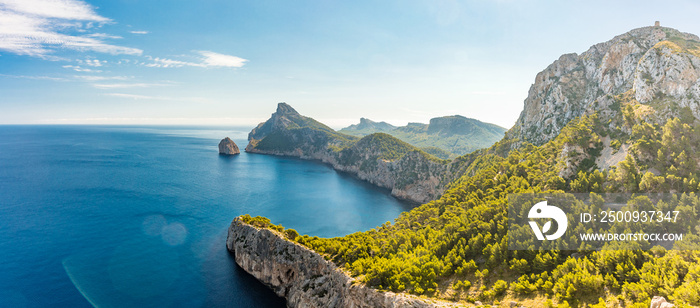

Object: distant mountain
[340,115,506,157]
[246,102,355,153]
[340,118,396,136]
[245,103,464,203]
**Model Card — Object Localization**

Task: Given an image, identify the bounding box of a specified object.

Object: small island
[218,137,240,155]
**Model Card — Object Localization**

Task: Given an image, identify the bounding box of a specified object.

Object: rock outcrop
[226,217,440,308]
[509,25,700,146]
[650,296,675,308]
[245,103,459,203]
[218,137,240,155]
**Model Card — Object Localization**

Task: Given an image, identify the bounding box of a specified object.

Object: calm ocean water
[0,126,410,308]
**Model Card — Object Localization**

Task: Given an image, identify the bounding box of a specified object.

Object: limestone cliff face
[226,217,439,308]
[511,25,700,145]
[245,103,453,203]
[335,145,449,203]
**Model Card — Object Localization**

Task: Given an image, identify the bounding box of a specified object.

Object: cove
[0,125,411,307]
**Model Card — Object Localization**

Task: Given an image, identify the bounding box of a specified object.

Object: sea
[0,125,411,308]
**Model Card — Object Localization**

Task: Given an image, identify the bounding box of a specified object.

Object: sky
[2,0,700,129]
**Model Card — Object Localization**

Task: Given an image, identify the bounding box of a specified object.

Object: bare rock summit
[509,25,700,146]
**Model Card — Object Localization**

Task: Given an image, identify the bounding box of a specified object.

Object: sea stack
[218,137,240,155]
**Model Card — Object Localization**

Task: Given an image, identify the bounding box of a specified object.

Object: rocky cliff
[245,103,456,203]
[510,25,700,145]
[226,217,442,308]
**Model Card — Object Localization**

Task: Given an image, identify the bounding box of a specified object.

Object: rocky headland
[226,217,446,308]
[244,102,461,204]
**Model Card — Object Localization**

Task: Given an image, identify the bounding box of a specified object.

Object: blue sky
[2,0,700,128]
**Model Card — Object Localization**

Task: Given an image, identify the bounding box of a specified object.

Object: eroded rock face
[218,137,240,155]
[226,218,439,308]
[510,26,700,145]
[650,296,675,308]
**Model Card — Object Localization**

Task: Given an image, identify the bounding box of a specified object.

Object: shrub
[284,228,299,240]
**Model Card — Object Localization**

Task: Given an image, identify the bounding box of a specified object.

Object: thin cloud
[143,51,248,68]
[130,30,149,35]
[62,65,101,72]
[92,82,170,89]
[0,0,142,57]
[145,57,197,68]
[0,73,67,81]
[0,0,109,21]
[73,75,130,81]
[86,33,122,39]
[77,59,104,67]
[198,51,247,68]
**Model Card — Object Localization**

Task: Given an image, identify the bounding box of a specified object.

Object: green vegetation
[336,133,449,170]
[240,214,299,241]
[339,118,396,137]
[249,107,453,199]
[421,146,453,160]
[255,126,357,153]
[339,116,507,156]
[244,99,700,306]
[661,28,700,57]
[344,133,417,161]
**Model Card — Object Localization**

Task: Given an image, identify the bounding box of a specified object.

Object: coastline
[244,146,450,204]
[242,149,422,207]
[226,217,451,308]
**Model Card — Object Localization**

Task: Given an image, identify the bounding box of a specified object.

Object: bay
[0,125,410,308]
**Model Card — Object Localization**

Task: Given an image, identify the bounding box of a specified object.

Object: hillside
[340,115,507,158]
[245,103,464,203]
[233,25,700,307]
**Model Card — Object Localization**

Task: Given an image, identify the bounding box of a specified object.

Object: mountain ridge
[508,25,700,146]
[342,118,397,133]
[244,102,464,203]
[340,115,506,157]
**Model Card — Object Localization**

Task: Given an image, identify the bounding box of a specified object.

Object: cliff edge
[226,217,441,308]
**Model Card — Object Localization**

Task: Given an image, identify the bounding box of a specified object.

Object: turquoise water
[0,126,410,307]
